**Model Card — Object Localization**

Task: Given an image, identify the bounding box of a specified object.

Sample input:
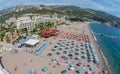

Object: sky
[0,0,120,17]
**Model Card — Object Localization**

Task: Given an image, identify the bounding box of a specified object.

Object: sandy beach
[1,22,109,74]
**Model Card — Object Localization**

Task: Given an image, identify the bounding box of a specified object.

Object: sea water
[89,23,120,74]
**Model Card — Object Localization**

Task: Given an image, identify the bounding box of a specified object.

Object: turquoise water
[89,23,120,74]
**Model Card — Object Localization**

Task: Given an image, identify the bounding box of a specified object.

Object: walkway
[36,42,50,56]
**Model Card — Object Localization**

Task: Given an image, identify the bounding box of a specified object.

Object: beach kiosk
[24,39,39,47]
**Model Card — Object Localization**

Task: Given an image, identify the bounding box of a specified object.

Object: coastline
[88,24,111,74]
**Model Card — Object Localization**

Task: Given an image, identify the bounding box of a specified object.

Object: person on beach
[14,66,18,71]
[49,62,51,65]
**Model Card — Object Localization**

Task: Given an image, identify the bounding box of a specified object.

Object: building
[5,17,16,24]
[16,20,35,31]
[16,13,65,31]
[24,39,39,46]
[31,35,39,40]
[35,14,65,23]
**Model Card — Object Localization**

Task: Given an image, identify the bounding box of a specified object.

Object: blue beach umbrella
[52,48,56,51]
[76,68,82,74]
[61,70,67,74]
[42,67,48,72]
[66,60,71,65]
[76,56,81,60]
[89,65,94,71]
[56,51,61,55]
[28,69,32,74]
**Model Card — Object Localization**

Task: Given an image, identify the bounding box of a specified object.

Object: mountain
[0,5,120,28]
[51,5,120,27]
[0,5,64,23]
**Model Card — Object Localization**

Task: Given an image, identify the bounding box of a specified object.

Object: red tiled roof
[41,29,59,37]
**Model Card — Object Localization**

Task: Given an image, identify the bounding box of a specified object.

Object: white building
[24,39,39,46]
[16,20,35,31]
[16,13,65,31]
[32,35,39,40]
[35,14,65,23]
[5,17,16,24]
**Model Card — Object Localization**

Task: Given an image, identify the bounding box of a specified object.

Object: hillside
[51,5,120,27]
[0,5,64,23]
[0,5,120,28]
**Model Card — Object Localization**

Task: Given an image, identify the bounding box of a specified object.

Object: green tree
[0,32,5,41]
[6,37,10,43]
[16,29,20,35]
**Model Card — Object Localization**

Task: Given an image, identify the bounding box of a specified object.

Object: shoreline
[88,24,111,74]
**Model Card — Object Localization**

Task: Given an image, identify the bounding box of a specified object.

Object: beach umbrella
[81,48,84,50]
[61,41,65,44]
[70,46,74,49]
[89,66,94,71]
[61,55,67,59]
[76,68,82,74]
[75,48,79,51]
[84,54,87,57]
[61,70,67,74]
[47,52,53,56]
[76,47,80,50]
[59,40,62,42]
[57,42,61,45]
[52,48,56,51]
[88,55,92,59]
[70,50,74,53]
[56,51,61,55]
[76,62,81,66]
[66,44,69,46]
[81,55,86,59]
[63,54,67,56]
[76,45,79,47]
[63,50,68,54]
[75,56,81,60]
[68,53,73,57]
[71,43,75,45]
[54,45,58,48]
[58,48,62,51]
[81,49,86,52]
[88,59,92,63]
[69,67,75,71]
[69,64,74,67]
[93,54,97,57]
[61,44,65,47]
[75,52,80,55]
[42,67,48,72]
[66,60,71,65]
[93,58,99,64]
[71,48,74,50]
[28,69,32,74]
[65,47,69,50]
